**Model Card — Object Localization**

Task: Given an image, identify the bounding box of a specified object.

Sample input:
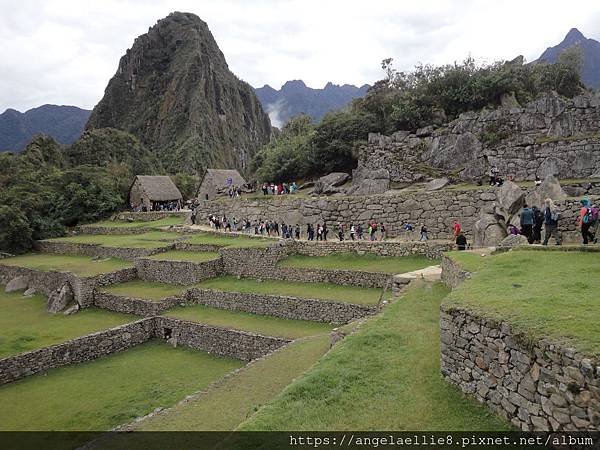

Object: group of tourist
[130,201,181,212]
[516,198,599,245]
[227,186,243,198]
[261,182,298,196]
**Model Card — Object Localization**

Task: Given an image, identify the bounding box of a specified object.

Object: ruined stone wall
[0,320,154,385]
[115,211,191,222]
[186,288,376,324]
[358,92,600,183]
[34,241,169,261]
[440,255,472,289]
[73,226,151,235]
[155,317,289,362]
[135,257,223,284]
[286,240,452,258]
[440,307,599,431]
[93,291,184,316]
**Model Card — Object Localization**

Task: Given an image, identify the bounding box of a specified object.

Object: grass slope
[0,340,243,431]
[48,231,179,249]
[102,280,189,301]
[445,249,600,357]
[0,288,135,358]
[239,281,508,430]
[85,216,185,228]
[165,305,333,339]
[133,335,331,431]
[196,276,388,306]
[279,253,437,274]
[146,250,220,262]
[185,233,275,248]
[0,254,132,276]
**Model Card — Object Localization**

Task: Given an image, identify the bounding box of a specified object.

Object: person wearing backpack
[531,206,544,244]
[542,198,561,246]
[519,204,534,244]
[578,198,596,244]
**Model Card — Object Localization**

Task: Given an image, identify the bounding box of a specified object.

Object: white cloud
[0,0,599,112]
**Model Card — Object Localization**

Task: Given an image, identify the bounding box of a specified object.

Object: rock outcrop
[86,12,272,174]
[47,283,76,314]
[358,91,600,183]
[5,276,29,293]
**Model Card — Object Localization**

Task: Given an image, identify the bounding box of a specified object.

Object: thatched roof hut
[197,169,247,200]
[129,175,182,209]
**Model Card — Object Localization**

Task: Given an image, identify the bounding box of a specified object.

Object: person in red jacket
[452,221,462,238]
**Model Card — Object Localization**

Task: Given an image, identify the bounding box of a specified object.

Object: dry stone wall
[286,240,452,258]
[135,257,223,284]
[34,241,169,261]
[115,211,191,222]
[93,291,184,316]
[155,317,289,362]
[0,319,154,385]
[358,92,600,183]
[440,255,472,289]
[440,307,600,431]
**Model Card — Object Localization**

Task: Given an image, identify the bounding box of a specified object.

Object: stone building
[129,175,183,211]
[197,169,247,200]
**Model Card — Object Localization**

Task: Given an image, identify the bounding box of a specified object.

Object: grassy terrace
[47,231,180,249]
[278,253,437,274]
[0,253,132,276]
[0,288,135,358]
[240,281,507,430]
[184,232,275,248]
[196,276,388,306]
[84,215,185,229]
[0,340,243,431]
[165,305,334,339]
[134,335,330,431]
[444,249,600,357]
[102,280,189,301]
[146,250,220,262]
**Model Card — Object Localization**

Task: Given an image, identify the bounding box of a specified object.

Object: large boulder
[5,276,29,293]
[424,178,450,191]
[497,181,525,216]
[318,172,349,187]
[474,213,507,247]
[47,283,75,314]
[346,178,390,196]
[537,174,567,202]
[497,234,529,248]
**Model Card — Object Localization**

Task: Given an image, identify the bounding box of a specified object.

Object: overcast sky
[1,0,599,112]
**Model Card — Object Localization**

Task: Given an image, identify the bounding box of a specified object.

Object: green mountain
[86,12,272,174]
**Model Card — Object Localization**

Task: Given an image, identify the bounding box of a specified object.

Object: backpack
[583,207,597,224]
[591,207,599,223]
[550,209,560,222]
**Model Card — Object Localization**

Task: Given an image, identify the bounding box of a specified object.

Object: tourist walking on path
[295,224,301,240]
[532,206,544,244]
[578,198,598,244]
[322,223,329,241]
[350,224,356,241]
[357,224,363,240]
[420,225,428,241]
[542,198,561,246]
[369,221,377,241]
[456,231,467,250]
[379,223,386,240]
[519,204,534,244]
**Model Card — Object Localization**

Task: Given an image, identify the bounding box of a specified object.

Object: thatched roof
[202,169,247,187]
[134,175,182,201]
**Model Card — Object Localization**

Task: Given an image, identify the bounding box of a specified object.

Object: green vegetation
[0,340,243,430]
[445,250,492,272]
[48,231,179,248]
[185,232,275,248]
[251,52,583,182]
[445,249,600,357]
[0,288,135,358]
[164,305,333,339]
[240,281,507,430]
[134,335,330,431]
[196,276,388,306]
[166,305,333,339]
[85,216,185,229]
[146,250,220,262]
[102,280,189,301]
[0,253,132,276]
[279,252,436,274]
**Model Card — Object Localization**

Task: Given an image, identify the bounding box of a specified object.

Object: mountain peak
[563,27,586,45]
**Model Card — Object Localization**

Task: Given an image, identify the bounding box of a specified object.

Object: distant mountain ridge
[0,105,91,152]
[255,80,370,127]
[537,28,600,88]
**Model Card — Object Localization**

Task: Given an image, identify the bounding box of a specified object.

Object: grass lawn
[278,253,437,274]
[133,335,330,431]
[146,250,220,262]
[101,280,190,301]
[0,288,135,358]
[196,276,389,306]
[0,253,132,276]
[165,305,334,339]
[48,231,180,249]
[0,340,243,431]
[445,250,492,273]
[84,216,185,229]
[444,249,600,357]
[239,281,508,430]
[184,232,275,248]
